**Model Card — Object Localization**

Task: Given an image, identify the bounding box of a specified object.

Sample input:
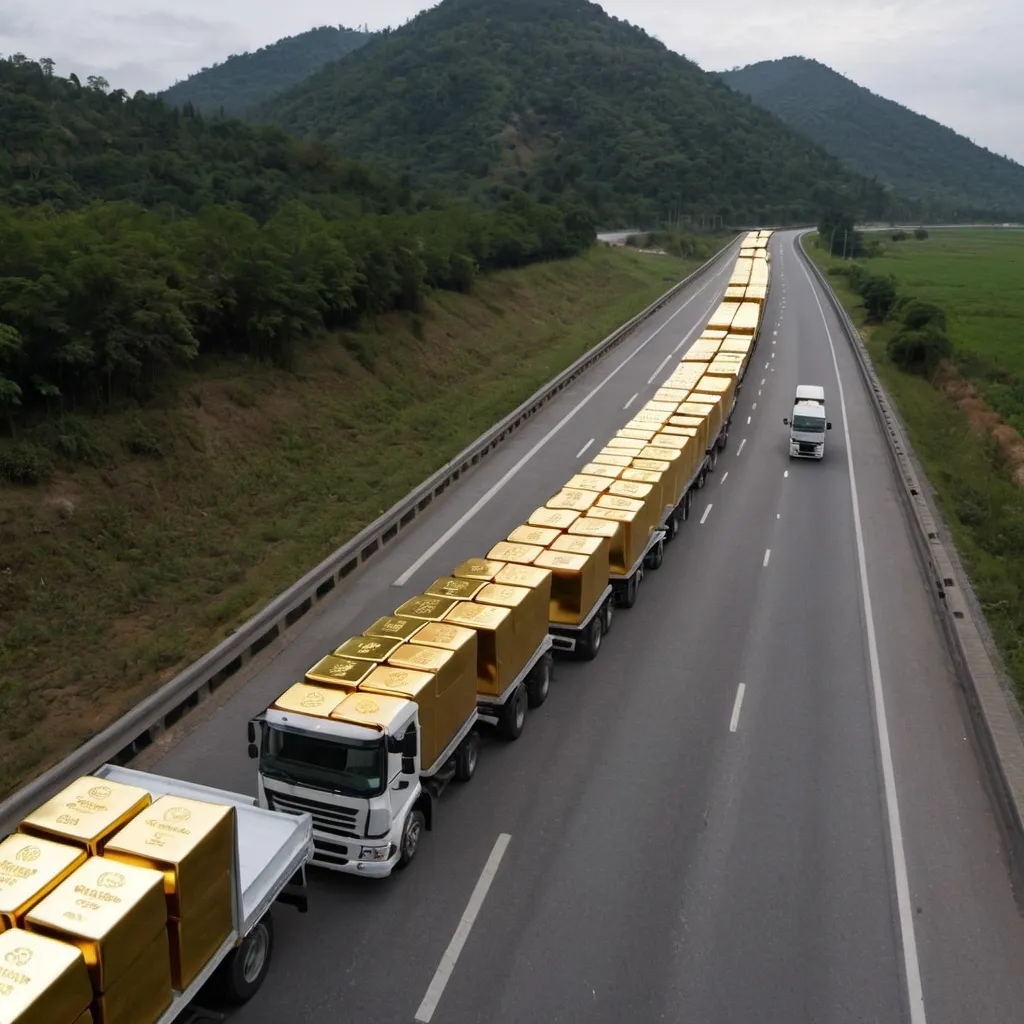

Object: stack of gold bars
[1,773,237,1024]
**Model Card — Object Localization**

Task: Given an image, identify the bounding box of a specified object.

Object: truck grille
[265,790,360,839]
[799,442,817,454]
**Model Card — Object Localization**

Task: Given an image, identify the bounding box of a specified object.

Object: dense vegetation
[723,58,1024,221]
[0,54,595,437]
[807,229,1024,703]
[159,26,375,117]
[255,0,898,226]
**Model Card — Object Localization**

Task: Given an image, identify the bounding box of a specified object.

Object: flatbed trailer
[92,763,312,1020]
[548,584,615,661]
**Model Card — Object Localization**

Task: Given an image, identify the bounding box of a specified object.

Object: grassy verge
[0,242,722,796]
[804,229,1024,707]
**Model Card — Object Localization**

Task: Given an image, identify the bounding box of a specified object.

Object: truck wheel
[602,597,614,635]
[212,912,275,1006]
[709,447,719,470]
[620,571,640,610]
[645,539,664,571]
[576,613,603,661]
[681,493,691,521]
[665,511,679,541]
[526,652,552,709]
[720,428,729,450]
[497,682,527,741]
[455,731,480,781]
[397,809,426,869]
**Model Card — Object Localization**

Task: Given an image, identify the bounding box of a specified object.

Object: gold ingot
[525,507,580,530]
[393,594,463,623]
[487,541,543,566]
[359,666,447,770]
[731,302,760,335]
[362,615,426,641]
[19,777,151,857]
[669,415,703,428]
[694,373,736,412]
[580,462,623,480]
[270,681,348,719]
[652,388,690,403]
[604,438,644,453]
[620,467,667,514]
[545,489,598,512]
[305,654,372,688]
[548,533,612,585]
[91,927,172,1024]
[666,363,708,388]
[329,692,407,731]
[630,410,670,425]
[638,444,688,501]
[507,525,560,547]
[0,835,87,931]
[707,301,739,331]
[640,401,677,414]
[476,577,551,656]
[724,284,745,299]
[592,452,633,467]
[567,516,626,574]
[425,576,487,601]
[411,621,479,655]
[443,602,519,697]
[333,635,404,663]
[564,474,612,493]
[682,395,722,444]
[451,559,506,582]
[103,795,234,920]
[615,428,657,441]
[166,875,231,992]
[25,857,166,992]
[588,506,648,571]
[0,928,92,1024]
[534,547,608,625]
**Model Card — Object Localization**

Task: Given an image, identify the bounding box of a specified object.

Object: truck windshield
[793,414,825,433]
[261,726,386,798]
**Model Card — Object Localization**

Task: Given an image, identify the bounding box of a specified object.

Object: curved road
[147,231,1024,1023]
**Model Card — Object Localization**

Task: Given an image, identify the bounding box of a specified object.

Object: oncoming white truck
[784,385,831,459]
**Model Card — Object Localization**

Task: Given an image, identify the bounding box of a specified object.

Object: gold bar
[165,874,231,992]
[443,602,518,697]
[603,437,645,453]
[652,387,690,403]
[328,692,407,732]
[0,835,87,931]
[269,681,348,718]
[476,574,551,657]
[567,516,627,574]
[451,559,506,582]
[533,548,607,625]
[487,541,544,566]
[615,428,656,441]
[424,576,487,601]
[591,452,633,467]
[640,401,677,414]
[19,778,152,858]
[507,525,560,547]
[380,639,477,769]
[545,489,599,513]
[91,927,172,1024]
[620,467,668,513]
[305,654,372,688]
[25,857,167,992]
[103,795,235,921]
[525,507,580,531]
[580,462,623,480]
[564,474,612,493]
[0,928,93,1024]
[588,500,648,571]
[393,595,463,623]
[639,444,690,502]
[332,635,404,663]
[358,666,444,766]
[362,615,426,641]
[606,482,660,538]
[629,409,671,424]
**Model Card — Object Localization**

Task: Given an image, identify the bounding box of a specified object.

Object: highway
[146,231,1024,1023]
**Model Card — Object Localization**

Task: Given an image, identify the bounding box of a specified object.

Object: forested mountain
[160,26,375,117]
[0,55,594,437]
[255,0,897,226]
[721,57,1024,220]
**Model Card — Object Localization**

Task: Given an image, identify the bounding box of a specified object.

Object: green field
[0,243,718,798]
[806,228,1024,706]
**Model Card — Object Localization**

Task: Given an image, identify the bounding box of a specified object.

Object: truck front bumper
[309,833,401,878]
[789,442,823,459]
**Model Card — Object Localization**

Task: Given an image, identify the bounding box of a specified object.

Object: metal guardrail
[797,235,1024,897]
[0,235,741,832]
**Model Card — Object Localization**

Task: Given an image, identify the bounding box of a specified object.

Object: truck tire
[212,911,275,1006]
[526,652,553,708]
[576,613,603,661]
[618,568,641,609]
[455,731,480,781]
[665,510,680,541]
[397,809,426,869]
[645,539,664,571]
[497,682,527,741]
[602,596,614,635]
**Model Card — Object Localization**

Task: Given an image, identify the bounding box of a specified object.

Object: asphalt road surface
[149,231,1024,1023]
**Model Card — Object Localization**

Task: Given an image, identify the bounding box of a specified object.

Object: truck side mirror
[402,731,417,757]
[247,743,258,759]
[401,755,416,775]
[827,422,832,430]
[247,721,256,744]
[782,417,789,425]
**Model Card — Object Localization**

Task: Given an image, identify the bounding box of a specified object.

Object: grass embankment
[805,228,1024,705]
[0,243,718,797]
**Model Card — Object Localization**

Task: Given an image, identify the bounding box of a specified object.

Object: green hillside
[721,57,1024,221]
[255,0,897,226]
[159,26,375,117]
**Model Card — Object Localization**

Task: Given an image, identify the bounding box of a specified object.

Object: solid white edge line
[797,245,927,1024]
[762,548,771,567]
[415,833,512,1023]
[729,683,746,732]
[576,438,594,459]
[392,279,723,586]
[700,503,713,524]
[623,392,639,410]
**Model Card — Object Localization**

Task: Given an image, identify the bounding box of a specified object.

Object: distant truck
[784,385,831,459]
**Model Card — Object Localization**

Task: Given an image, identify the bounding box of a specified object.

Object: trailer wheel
[526,652,553,709]
[720,428,729,450]
[709,447,719,470]
[213,912,275,1006]
[455,731,480,781]
[602,597,614,635]
[497,682,527,741]
[680,492,691,522]
[618,569,641,609]
[576,613,603,661]
[397,809,426,868]
[665,511,680,541]
[645,539,665,571]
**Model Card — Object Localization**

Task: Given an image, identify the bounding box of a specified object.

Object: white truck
[784,385,832,459]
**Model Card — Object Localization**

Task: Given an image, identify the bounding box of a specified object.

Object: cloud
[1,0,1020,161]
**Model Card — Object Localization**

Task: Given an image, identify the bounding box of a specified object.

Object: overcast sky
[3,0,1022,164]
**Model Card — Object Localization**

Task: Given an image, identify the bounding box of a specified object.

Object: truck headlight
[359,846,390,861]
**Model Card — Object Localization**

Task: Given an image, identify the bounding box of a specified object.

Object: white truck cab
[784,385,831,459]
